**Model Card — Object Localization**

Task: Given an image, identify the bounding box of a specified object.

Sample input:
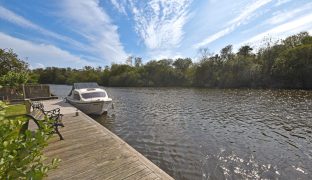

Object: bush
[0,101,59,179]
[0,71,29,88]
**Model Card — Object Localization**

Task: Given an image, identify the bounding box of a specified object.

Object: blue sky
[0,0,312,68]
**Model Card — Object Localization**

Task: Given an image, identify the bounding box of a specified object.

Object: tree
[0,49,28,76]
[302,36,312,45]
[0,72,29,87]
[126,56,133,66]
[282,32,309,48]
[144,59,178,86]
[0,49,30,97]
[158,59,173,66]
[272,44,312,88]
[220,45,233,61]
[198,48,213,61]
[134,57,142,67]
[173,58,192,72]
[237,45,253,56]
[12,31,311,89]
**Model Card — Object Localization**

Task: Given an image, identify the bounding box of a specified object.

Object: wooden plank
[44,134,112,154]
[45,138,101,155]
[140,172,160,180]
[47,157,97,179]
[55,147,130,173]
[45,139,113,160]
[65,156,139,179]
[108,164,148,179]
[97,160,142,179]
[123,168,154,180]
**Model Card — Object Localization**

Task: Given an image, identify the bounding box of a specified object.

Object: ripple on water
[50,86,312,180]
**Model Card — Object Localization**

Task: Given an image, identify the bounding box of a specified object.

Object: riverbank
[38,99,173,179]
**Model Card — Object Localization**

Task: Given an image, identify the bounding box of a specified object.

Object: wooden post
[20,99,31,133]
[47,84,51,97]
[22,84,26,99]
[25,99,31,113]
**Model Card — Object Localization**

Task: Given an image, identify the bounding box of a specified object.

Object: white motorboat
[66,83,112,115]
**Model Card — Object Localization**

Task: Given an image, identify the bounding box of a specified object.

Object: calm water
[50,85,312,180]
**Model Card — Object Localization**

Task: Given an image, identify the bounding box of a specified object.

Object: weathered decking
[39,100,173,180]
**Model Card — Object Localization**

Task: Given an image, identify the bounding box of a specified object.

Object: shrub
[0,101,60,179]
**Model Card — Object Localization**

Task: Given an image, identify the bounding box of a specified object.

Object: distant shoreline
[47,84,312,91]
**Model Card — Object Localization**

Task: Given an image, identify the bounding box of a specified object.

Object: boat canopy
[73,82,99,89]
[68,82,100,96]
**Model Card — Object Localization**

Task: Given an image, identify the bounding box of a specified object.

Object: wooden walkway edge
[39,100,173,180]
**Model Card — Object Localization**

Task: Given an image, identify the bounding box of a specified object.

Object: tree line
[1,32,312,89]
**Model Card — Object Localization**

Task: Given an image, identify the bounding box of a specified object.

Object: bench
[26,101,64,140]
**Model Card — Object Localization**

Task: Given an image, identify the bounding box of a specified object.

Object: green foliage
[0,102,60,179]
[21,32,312,89]
[0,72,29,88]
[272,44,312,88]
[283,32,309,48]
[237,45,253,56]
[0,48,30,96]
[27,72,40,84]
[0,49,28,77]
[0,71,29,99]
[173,58,192,72]
[220,45,234,61]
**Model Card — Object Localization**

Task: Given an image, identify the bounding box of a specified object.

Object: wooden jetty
[39,100,173,180]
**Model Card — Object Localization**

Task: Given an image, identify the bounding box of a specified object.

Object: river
[50,85,312,180]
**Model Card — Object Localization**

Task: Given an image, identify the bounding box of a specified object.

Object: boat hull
[67,98,112,115]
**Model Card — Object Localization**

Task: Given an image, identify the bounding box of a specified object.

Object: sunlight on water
[292,166,308,175]
[201,148,281,179]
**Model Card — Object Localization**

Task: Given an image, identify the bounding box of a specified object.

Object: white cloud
[60,0,128,63]
[130,0,192,50]
[193,25,236,49]
[0,6,86,50]
[0,32,93,68]
[194,0,273,48]
[266,2,312,25]
[268,10,297,25]
[274,0,291,7]
[0,6,38,29]
[110,0,127,15]
[240,12,312,46]
[229,0,272,25]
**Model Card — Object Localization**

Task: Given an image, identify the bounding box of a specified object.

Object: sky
[0,0,312,69]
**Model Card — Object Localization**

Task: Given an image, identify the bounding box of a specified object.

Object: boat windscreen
[73,82,99,89]
[81,92,106,99]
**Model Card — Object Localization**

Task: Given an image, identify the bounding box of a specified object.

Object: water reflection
[50,85,312,180]
[89,114,116,131]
